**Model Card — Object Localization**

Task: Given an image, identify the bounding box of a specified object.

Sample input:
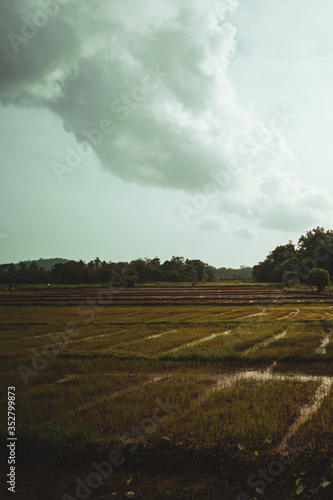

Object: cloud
[222,171,333,232]
[232,224,258,240]
[199,215,229,231]
[0,1,81,103]
[1,0,333,232]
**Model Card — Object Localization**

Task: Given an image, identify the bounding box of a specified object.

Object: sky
[1,0,333,268]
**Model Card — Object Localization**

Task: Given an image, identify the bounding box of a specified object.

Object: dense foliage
[307,268,330,292]
[253,226,333,285]
[0,257,253,285]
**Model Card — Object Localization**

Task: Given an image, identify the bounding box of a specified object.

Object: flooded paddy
[1,286,333,499]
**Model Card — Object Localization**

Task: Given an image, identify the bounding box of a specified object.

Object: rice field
[1,288,333,499]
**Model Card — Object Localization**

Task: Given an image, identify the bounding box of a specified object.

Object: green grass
[163,379,318,452]
[1,301,333,469]
[298,385,333,454]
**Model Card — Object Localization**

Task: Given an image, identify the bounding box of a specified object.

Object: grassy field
[1,290,333,499]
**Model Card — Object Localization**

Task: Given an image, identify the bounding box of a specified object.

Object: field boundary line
[164,330,231,354]
[242,330,287,355]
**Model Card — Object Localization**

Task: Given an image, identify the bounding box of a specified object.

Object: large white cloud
[1,0,332,232]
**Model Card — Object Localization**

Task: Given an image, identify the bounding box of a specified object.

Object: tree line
[0,257,253,285]
[253,226,332,290]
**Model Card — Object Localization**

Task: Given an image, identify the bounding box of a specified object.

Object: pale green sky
[1,0,333,267]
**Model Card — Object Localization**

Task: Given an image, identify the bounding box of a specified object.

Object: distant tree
[161,256,185,281]
[216,266,253,282]
[122,266,138,286]
[129,259,150,283]
[186,259,207,281]
[1,256,253,285]
[26,262,50,284]
[93,257,102,269]
[298,227,327,255]
[18,261,27,272]
[297,227,333,279]
[183,261,197,282]
[205,265,217,282]
[307,268,330,292]
[271,257,300,283]
[144,257,161,281]
[146,258,162,281]
[253,242,297,282]
[7,264,17,285]
[52,261,83,284]
[253,259,275,282]
[283,271,300,287]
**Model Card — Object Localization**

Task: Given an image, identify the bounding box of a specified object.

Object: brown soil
[1,285,332,306]
[2,443,333,500]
